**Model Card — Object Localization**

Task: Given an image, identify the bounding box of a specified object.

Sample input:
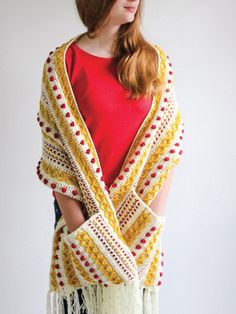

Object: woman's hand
[54,192,87,233]
[149,168,174,216]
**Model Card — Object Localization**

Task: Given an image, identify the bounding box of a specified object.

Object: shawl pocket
[116,187,165,286]
[59,211,138,287]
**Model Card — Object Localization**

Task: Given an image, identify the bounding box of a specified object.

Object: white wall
[0,0,235,313]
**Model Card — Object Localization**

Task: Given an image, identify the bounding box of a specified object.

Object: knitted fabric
[36,33,185,314]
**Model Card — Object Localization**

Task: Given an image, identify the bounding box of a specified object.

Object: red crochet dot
[57,273,62,278]
[85,261,90,267]
[145,180,150,186]
[179,150,183,155]
[169,63,172,67]
[46,57,51,63]
[72,189,78,196]
[89,268,95,273]
[164,157,169,162]
[145,232,151,237]
[65,112,70,118]
[111,182,117,187]
[51,183,56,189]
[76,250,81,255]
[156,116,161,121]
[169,71,173,75]
[151,226,156,231]
[157,165,163,170]
[71,243,76,248]
[165,88,170,92]
[61,103,66,109]
[70,121,75,127]
[170,149,175,154]
[39,121,44,127]
[53,85,58,91]
[140,142,145,147]
[135,244,141,250]
[91,158,95,163]
[139,189,144,194]
[86,149,90,154]
[135,151,140,155]
[80,140,85,145]
[160,272,163,277]
[57,94,62,100]
[61,187,67,193]
[164,98,168,102]
[175,142,180,146]
[168,80,172,84]
[129,159,135,164]
[43,179,48,184]
[161,107,165,111]
[46,127,51,132]
[98,279,103,284]
[96,168,100,173]
[75,130,80,136]
[50,76,54,81]
[151,173,156,178]
[151,125,156,129]
[80,255,85,261]
[47,67,52,72]
[140,239,146,244]
[157,281,162,286]
[131,251,136,256]
[118,175,123,180]
[124,167,129,172]
[55,264,60,269]
[59,281,64,286]
[101,176,104,181]
[145,133,151,138]
[94,274,99,279]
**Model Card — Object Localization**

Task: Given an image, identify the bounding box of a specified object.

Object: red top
[52,42,153,199]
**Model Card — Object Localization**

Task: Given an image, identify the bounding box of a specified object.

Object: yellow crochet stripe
[123,210,151,246]
[65,243,97,285]
[42,64,124,241]
[76,230,124,284]
[138,109,182,188]
[43,141,72,170]
[49,230,60,291]
[41,159,79,188]
[111,47,168,208]
[61,242,83,287]
[39,99,59,134]
[112,138,152,209]
[135,226,162,266]
[143,246,161,286]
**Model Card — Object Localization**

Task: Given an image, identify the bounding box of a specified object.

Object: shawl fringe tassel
[46,281,159,314]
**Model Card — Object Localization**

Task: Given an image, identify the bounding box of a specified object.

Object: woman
[36,0,184,313]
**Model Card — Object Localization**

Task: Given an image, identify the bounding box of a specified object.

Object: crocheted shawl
[36,34,184,314]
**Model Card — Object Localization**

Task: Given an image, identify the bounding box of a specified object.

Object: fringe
[46,281,159,314]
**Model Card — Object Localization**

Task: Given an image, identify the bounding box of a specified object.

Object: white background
[0,0,235,313]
